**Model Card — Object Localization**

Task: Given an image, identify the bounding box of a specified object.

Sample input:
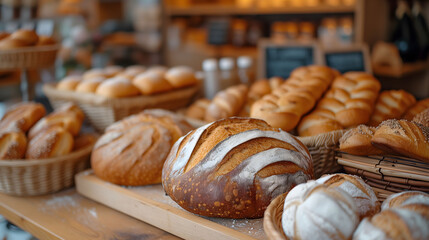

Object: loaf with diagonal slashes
[162,117,314,218]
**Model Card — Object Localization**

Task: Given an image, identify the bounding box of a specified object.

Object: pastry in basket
[252,66,339,132]
[371,119,429,163]
[0,102,46,133]
[368,90,416,127]
[26,125,74,159]
[381,191,429,210]
[402,98,429,121]
[57,75,83,91]
[75,76,105,93]
[37,36,57,46]
[165,66,198,89]
[282,181,359,240]
[412,108,429,128]
[185,98,211,121]
[0,38,28,49]
[133,70,173,95]
[95,77,140,98]
[0,130,27,160]
[353,204,429,240]
[0,32,9,41]
[83,68,106,80]
[298,72,381,136]
[339,125,385,156]
[204,84,248,122]
[91,109,193,186]
[10,29,39,46]
[162,117,314,218]
[316,173,380,219]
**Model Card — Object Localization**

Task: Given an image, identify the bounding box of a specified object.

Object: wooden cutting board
[75,170,267,240]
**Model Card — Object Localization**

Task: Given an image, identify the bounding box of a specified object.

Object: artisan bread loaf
[204,85,248,122]
[251,66,339,131]
[0,38,28,49]
[0,102,46,133]
[162,117,314,218]
[248,77,283,103]
[185,98,211,120]
[10,29,39,46]
[403,98,429,121]
[353,204,429,240]
[26,126,74,159]
[75,76,105,93]
[133,71,173,95]
[95,77,140,98]
[0,131,27,160]
[92,109,192,186]
[340,125,385,156]
[298,72,381,136]
[165,66,198,88]
[371,119,429,162]
[316,174,380,219]
[37,35,56,46]
[413,109,429,127]
[369,90,416,127]
[382,191,429,210]
[282,181,359,240]
[57,76,83,91]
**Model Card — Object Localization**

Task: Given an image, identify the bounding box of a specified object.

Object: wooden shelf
[373,61,429,78]
[165,4,356,16]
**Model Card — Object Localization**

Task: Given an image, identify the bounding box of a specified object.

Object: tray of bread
[43,65,201,131]
[0,29,58,70]
[0,102,97,196]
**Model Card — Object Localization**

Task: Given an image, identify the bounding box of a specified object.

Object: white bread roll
[382,191,429,210]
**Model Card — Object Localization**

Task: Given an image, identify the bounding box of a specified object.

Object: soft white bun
[96,77,140,98]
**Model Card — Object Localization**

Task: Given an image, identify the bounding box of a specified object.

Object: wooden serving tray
[75,170,267,240]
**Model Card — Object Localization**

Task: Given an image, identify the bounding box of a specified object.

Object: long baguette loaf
[298,72,381,136]
[251,66,339,131]
[204,84,248,122]
[402,98,429,121]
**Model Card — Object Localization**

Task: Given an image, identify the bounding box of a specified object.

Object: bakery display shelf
[165,4,356,16]
[372,60,429,78]
[76,170,267,240]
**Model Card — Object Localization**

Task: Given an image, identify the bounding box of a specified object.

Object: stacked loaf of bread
[0,103,95,160]
[0,29,56,50]
[57,65,199,98]
[251,66,339,131]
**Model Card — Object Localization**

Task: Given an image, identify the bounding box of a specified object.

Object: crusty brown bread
[381,191,429,210]
[162,117,314,218]
[403,98,429,121]
[10,29,39,46]
[95,77,140,98]
[91,109,193,186]
[0,102,46,133]
[73,133,97,151]
[371,119,429,163]
[0,131,27,160]
[339,125,385,156]
[57,76,83,91]
[204,84,248,122]
[75,77,105,93]
[26,126,74,159]
[248,77,283,103]
[185,98,211,121]
[252,66,339,132]
[133,71,173,95]
[368,90,416,127]
[298,72,381,136]
[165,66,198,88]
[412,108,429,127]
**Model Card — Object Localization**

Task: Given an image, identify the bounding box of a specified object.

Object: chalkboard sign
[258,40,322,79]
[322,44,372,74]
[207,19,230,46]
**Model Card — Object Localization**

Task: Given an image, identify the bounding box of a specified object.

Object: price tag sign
[258,40,322,79]
[321,44,372,74]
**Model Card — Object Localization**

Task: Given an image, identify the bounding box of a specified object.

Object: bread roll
[73,133,97,151]
[382,191,429,210]
[55,103,85,123]
[340,125,385,156]
[282,181,359,240]
[369,90,416,127]
[413,109,429,127]
[185,98,211,120]
[92,109,192,186]
[165,66,198,88]
[133,71,173,95]
[162,117,314,218]
[316,174,380,219]
[83,69,106,80]
[37,35,56,46]
[145,66,168,75]
[57,76,83,91]
[124,65,145,77]
[75,76,105,93]
[0,38,29,49]
[96,77,140,98]
[0,32,10,41]
[371,119,429,162]
[10,29,39,46]
[252,66,339,132]
[104,65,123,78]
[353,204,429,240]
[26,126,74,159]
[248,77,283,102]
[403,98,429,121]
[0,102,46,133]
[204,85,248,122]
[0,131,27,160]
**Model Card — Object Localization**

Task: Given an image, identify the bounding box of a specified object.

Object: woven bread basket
[0,45,59,70]
[0,141,94,197]
[264,192,288,240]
[43,83,200,132]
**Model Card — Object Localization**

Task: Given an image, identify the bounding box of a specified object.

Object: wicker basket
[264,192,288,240]
[43,83,200,132]
[0,142,94,196]
[0,45,59,70]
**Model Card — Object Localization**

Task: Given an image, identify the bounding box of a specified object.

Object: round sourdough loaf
[162,117,314,219]
[91,109,193,186]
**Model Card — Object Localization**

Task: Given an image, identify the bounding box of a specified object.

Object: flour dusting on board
[45,195,79,208]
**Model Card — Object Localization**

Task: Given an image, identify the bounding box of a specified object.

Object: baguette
[204,84,248,122]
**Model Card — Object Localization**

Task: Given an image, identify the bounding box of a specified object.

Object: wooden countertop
[0,188,181,240]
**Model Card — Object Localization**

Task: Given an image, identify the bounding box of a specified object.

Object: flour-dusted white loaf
[382,191,429,210]
[316,174,380,219]
[162,117,314,219]
[282,181,359,240]
[353,204,429,240]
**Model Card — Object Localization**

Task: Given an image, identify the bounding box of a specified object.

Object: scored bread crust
[339,125,385,156]
[381,191,429,211]
[204,85,248,122]
[162,117,313,219]
[26,126,74,159]
[0,131,27,160]
[0,102,46,133]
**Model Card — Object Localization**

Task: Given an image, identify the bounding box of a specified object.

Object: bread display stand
[76,170,267,240]
[0,45,59,101]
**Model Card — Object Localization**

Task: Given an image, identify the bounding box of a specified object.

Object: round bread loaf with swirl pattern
[162,117,314,218]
